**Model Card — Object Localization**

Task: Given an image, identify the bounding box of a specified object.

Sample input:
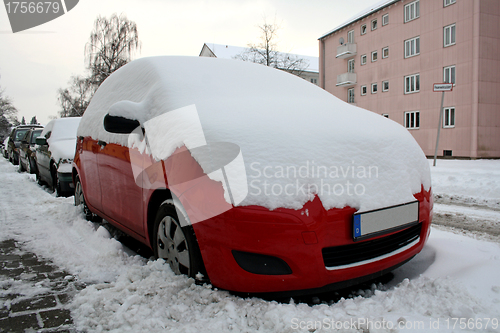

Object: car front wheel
[153,202,205,279]
[74,175,102,222]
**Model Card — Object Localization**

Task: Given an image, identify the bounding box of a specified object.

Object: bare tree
[85,13,141,88]
[235,18,309,76]
[58,13,141,117]
[58,76,94,117]
[0,85,19,138]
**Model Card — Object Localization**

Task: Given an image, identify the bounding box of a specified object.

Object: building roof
[200,43,319,73]
[319,0,400,40]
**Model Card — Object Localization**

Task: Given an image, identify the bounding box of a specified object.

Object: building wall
[320,0,500,158]
[477,0,500,157]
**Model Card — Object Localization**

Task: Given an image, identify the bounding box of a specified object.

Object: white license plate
[353,201,419,240]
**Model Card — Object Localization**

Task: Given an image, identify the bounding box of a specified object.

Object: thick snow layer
[430,159,500,209]
[41,117,81,164]
[78,56,430,212]
[1,158,499,333]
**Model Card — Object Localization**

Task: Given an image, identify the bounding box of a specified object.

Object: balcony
[336,72,357,87]
[336,43,357,59]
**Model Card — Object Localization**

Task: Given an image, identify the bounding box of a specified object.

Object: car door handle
[98,140,107,148]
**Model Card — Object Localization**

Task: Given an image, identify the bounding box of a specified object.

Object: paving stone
[0,313,40,332]
[56,294,72,305]
[40,308,73,329]
[10,295,58,313]
[31,264,57,273]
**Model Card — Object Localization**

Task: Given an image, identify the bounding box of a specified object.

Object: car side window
[45,131,51,139]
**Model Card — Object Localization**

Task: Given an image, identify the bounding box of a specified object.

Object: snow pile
[70,259,490,333]
[430,159,500,209]
[2,158,500,333]
[79,56,430,212]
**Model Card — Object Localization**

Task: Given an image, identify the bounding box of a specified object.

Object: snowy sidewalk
[0,239,84,332]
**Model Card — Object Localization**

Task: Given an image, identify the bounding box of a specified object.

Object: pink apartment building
[319,0,500,158]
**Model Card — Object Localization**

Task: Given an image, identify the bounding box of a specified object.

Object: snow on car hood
[48,138,77,164]
[78,56,431,212]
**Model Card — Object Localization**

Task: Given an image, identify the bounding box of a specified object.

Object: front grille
[322,223,422,268]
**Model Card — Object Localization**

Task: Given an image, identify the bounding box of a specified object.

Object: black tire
[18,158,25,172]
[153,202,206,279]
[26,158,34,174]
[36,170,43,185]
[74,175,102,222]
[51,165,60,197]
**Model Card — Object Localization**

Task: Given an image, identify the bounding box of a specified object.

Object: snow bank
[2,155,499,333]
[430,159,500,208]
[78,56,430,212]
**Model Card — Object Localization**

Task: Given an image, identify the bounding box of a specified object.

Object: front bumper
[190,187,432,294]
[57,172,75,194]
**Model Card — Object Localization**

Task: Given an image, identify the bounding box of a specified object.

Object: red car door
[97,141,145,238]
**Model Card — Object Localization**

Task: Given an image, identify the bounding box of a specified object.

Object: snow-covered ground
[0,157,499,332]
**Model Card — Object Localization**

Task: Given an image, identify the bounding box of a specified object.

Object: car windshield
[15,129,29,141]
[31,130,42,144]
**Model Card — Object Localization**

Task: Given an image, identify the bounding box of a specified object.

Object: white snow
[78,56,430,213]
[1,157,500,332]
[430,159,500,209]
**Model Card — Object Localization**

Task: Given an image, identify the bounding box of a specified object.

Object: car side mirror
[103,114,141,134]
[35,137,47,145]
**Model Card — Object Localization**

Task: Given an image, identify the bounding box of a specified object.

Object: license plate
[353,201,419,241]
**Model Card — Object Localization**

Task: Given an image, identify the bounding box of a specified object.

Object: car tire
[36,170,43,185]
[50,164,64,197]
[27,158,33,174]
[153,201,206,279]
[18,159,26,172]
[74,175,102,223]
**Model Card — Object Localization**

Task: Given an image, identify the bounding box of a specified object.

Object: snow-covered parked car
[18,128,43,174]
[1,136,9,159]
[7,124,44,165]
[36,117,81,196]
[73,56,432,295]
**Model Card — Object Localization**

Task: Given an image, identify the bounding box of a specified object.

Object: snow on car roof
[78,56,430,212]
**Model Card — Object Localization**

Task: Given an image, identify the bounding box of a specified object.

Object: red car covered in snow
[73,56,432,295]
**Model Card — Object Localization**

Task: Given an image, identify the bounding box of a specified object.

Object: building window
[405,36,420,58]
[443,65,456,85]
[443,107,455,128]
[361,85,367,95]
[404,0,420,23]
[382,81,389,92]
[348,59,355,73]
[372,51,378,62]
[404,74,420,94]
[372,83,378,94]
[347,30,354,44]
[444,24,456,47]
[382,14,389,26]
[361,54,367,65]
[371,19,378,31]
[382,47,389,58]
[348,88,355,103]
[444,0,456,7]
[310,78,317,84]
[382,114,389,118]
[404,111,420,129]
[361,24,367,35]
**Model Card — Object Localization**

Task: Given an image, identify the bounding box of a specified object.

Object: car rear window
[14,129,29,141]
[31,130,42,144]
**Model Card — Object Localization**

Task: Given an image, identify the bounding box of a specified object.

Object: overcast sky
[0,0,379,124]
